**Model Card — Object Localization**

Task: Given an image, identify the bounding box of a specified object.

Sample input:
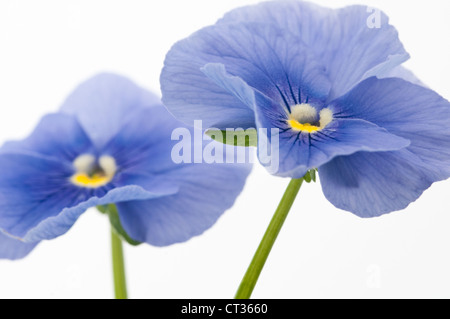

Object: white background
[0,0,449,299]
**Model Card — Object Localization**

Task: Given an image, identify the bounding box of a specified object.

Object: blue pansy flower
[0,73,251,260]
[160,0,450,217]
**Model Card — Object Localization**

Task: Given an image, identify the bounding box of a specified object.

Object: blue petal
[0,113,94,163]
[201,63,257,111]
[23,184,175,243]
[0,231,38,260]
[319,150,434,217]
[330,77,450,180]
[257,105,410,177]
[102,105,189,194]
[161,37,255,130]
[218,0,409,99]
[60,73,161,149]
[1,73,252,247]
[0,152,78,239]
[199,63,409,177]
[319,77,450,217]
[161,21,331,129]
[381,66,425,87]
[103,105,183,174]
[102,103,253,246]
[0,152,176,243]
[280,118,410,177]
[116,162,251,246]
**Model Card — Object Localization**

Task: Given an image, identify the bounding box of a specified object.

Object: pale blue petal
[23,102,251,245]
[200,63,409,177]
[117,162,251,246]
[60,73,161,149]
[0,113,93,163]
[381,66,426,87]
[103,105,188,194]
[256,101,410,177]
[23,184,175,243]
[0,73,253,248]
[219,0,409,99]
[0,231,38,260]
[201,63,257,111]
[331,77,450,180]
[319,149,434,217]
[106,103,253,246]
[0,152,176,243]
[161,21,330,129]
[278,118,409,178]
[0,152,77,239]
[103,105,185,174]
[108,105,254,246]
[161,32,255,129]
[319,77,450,217]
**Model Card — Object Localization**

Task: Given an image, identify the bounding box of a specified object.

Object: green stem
[111,227,128,299]
[235,178,304,299]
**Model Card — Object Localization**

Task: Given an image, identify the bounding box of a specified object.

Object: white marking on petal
[290,104,318,123]
[99,155,117,177]
[73,154,96,173]
[319,108,333,129]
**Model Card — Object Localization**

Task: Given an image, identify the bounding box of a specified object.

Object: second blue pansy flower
[0,73,251,260]
[160,0,450,217]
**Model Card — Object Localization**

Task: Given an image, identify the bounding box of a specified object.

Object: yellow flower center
[71,172,113,188]
[287,120,320,133]
[70,154,117,188]
[287,104,333,133]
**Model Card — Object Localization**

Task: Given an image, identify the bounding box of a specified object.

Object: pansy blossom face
[160,0,450,217]
[0,73,252,260]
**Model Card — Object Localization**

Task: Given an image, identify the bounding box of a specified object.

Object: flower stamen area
[70,154,117,188]
[287,104,333,133]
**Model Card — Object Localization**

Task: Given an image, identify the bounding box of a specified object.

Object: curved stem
[111,227,128,299]
[235,178,303,299]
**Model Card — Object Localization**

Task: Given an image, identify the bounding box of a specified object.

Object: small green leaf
[303,169,317,183]
[98,204,142,246]
[303,171,312,183]
[96,205,108,214]
[206,128,258,147]
[310,169,317,182]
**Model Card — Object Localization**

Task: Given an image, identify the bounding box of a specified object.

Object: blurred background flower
[0,73,251,260]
